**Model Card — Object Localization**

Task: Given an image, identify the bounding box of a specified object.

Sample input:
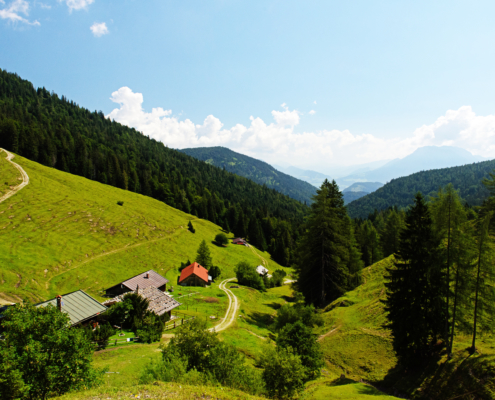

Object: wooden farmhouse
[232,237,247,246]
[105,270,169,297]
[103,286,180,318]
[179,262,210,287]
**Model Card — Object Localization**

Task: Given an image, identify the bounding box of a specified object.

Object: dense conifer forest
[0,69,307,266]
[347,160,495,218]
[180,146,317,204]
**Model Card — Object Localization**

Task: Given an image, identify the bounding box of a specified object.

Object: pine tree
[470,212,495,354]
[431,184,470,356]
[294,179,355,307]
[196,239,213,270]
[380,209,405,257]
[384,193,445,364]
[188,221,195,233]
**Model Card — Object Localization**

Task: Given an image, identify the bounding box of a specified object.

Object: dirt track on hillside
[0,149,29,203]
[210,277,238,332]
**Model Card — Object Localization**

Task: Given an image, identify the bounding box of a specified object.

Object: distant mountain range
[337,146,485,188]
[272,165,332,188]
[180,147,316,204]
[347,158,495,219]
[342,182,384,205]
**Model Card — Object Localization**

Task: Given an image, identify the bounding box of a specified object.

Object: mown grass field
[0,153,286,304]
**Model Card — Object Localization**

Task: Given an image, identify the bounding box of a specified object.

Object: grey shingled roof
[103,286,181,316]
[121,270,169,291]
[36,290,107,326]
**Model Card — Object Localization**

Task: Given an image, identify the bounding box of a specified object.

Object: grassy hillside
[180,146,316,203]
[0,152,286,304]
[314,255,495,399]
[347,159,495,218]
[0,150,22,198]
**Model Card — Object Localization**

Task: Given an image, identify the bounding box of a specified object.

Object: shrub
[276,320,324,381]
[273,299,324,332]
[117,201,124,206]
[0,303,104,400]
[214,232,229,246]
[208,265,221,281]
[259,346,305,399]
[234,261,266,292]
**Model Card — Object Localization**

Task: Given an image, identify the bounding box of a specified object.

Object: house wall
[180,275,207,287]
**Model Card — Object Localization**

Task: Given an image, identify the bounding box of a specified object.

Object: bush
[259,346,305,399]
[214,233,229,246]
[157,319,264,396]
[273,298,324,332]
[276,321,324,381]
[84,322,116,349]
[178,259,192,272]
[0,303,104,400]
[117,201,124,206]
[234,261,266,292]
[208,265,221,281]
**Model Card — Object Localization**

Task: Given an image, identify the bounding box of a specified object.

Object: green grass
[317,255,495,399]
[306,378,398,399]
[0,149,21,197]
[0,153,284,303]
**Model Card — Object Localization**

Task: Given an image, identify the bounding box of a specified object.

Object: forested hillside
[180,146,317,203]
[0,69,307,266]
[347,159,495,218]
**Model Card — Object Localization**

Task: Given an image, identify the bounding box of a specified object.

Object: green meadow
[0,153,285,304]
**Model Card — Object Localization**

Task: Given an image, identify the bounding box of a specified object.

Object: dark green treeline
[0,69,306,266]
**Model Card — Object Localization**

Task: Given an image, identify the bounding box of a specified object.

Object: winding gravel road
[0,148,29,204]
[210,277,238,332]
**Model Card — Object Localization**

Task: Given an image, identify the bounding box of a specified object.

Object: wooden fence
[164,310,195,331]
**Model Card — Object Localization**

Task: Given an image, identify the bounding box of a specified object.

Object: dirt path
[248,244,267,267]
[0,148,30,204]
[210,277,238,332]
[317,325,341,342]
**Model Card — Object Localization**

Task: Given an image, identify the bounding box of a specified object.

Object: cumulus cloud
[90,21,108,37]
[61,0,94,12]
[309,110,316,115]
[0,0,40,25]
[106,88,495,170]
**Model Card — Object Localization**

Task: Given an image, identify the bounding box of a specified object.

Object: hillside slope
[313,256,495,399]
[180,146,317,203]
[0,152,284,304]
[347,158,495,218]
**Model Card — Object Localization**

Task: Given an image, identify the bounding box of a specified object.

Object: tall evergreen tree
[470,212,495,354]
[380,209,405,257]
[294,179,358,307]
[196,239,213,270]
[384,193,445,364]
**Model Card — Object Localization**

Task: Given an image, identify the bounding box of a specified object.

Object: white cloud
[90,21,108,37]
[314,101,317,104]
[309,110,316,115]
[106,88,495,170]
[0,0,40,25]
[61,0,94,12]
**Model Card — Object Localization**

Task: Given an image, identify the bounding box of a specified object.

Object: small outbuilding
[233,238,247,246]
[105,269,169,297]
[256,265,269,276]
[179,262,209,287]
[36,290,107,327]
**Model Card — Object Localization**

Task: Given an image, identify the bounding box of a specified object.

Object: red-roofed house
[105,270,169,297]
[179,262,209,287]
[233,238,247,246]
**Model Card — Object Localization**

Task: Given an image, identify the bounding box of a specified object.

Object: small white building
[256,265,268,276]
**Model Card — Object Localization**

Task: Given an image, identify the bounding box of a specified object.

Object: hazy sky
[2,0,495,172]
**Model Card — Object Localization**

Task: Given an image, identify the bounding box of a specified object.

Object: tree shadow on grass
[264,302,282,310]
[244,311,274,331]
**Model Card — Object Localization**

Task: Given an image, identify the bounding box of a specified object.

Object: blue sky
[2,0,495,172]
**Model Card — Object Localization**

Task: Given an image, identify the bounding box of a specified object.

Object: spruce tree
[384,193,445,364]
[380,209,405,257]
[196,239,213,270]
[470,212,495,354]
[188,221,195,233]
[294,179,356,307]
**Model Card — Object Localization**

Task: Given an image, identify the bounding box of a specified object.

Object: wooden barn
[105,270,169,297]
[179,262,209,287]
[232,237,247,246]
